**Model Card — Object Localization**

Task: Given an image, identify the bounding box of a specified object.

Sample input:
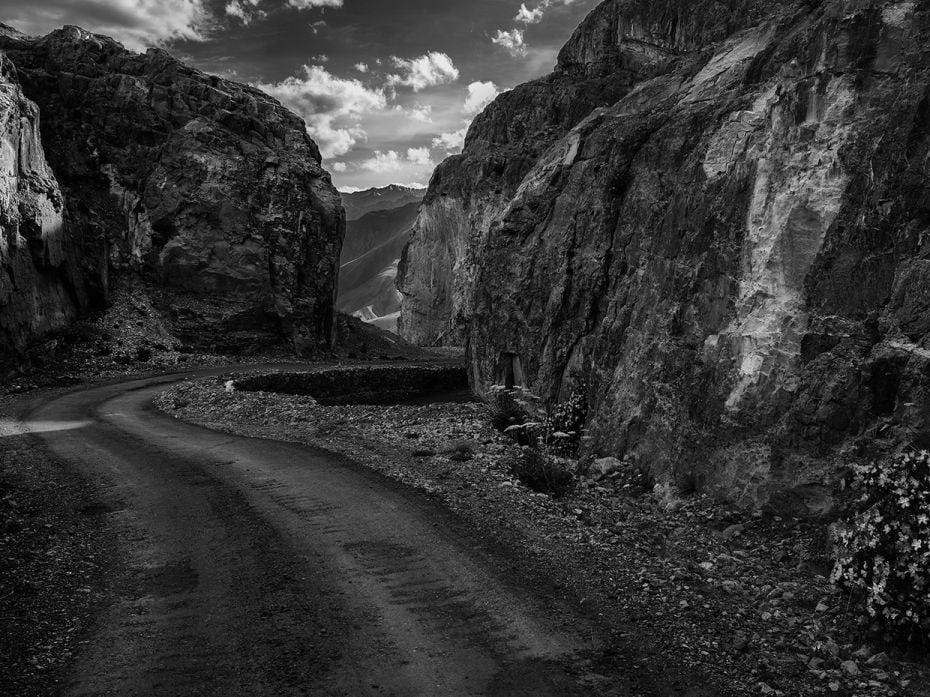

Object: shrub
[508,447,575,498]
[542,385,588,456]
[487,385,540,445]
[488,383,588,455]
[830,450,930,640]
[653,481,683,514]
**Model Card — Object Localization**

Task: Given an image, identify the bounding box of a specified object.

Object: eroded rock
[0,24,343,361]
[400,0,930,513]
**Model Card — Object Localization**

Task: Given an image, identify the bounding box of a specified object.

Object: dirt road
[20,369,621,696]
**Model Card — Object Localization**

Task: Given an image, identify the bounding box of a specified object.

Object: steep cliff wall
[0,52,96,364]
[0,25,343,360]
[401,0,930,514]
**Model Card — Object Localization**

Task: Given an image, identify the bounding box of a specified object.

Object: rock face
[400,0,930,513]
[0,25,343,361]
[0,51,89,362]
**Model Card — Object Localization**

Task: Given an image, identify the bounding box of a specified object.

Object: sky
[4,0,599,191]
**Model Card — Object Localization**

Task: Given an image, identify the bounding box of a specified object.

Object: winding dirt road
[21,368,623,697]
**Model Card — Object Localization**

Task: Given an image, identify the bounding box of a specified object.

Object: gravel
[156,366,930,697]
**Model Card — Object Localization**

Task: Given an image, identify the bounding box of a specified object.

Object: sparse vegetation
[487,384,585,496]
[507,446,575,497]
[653,481,684,514]
[831,450,930,642]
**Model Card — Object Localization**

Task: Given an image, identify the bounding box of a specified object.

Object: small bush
[487,385,541,445]
[830,450,930,640]
[508,446,575,497]
[542,385,587,456]
[653,481,683,514]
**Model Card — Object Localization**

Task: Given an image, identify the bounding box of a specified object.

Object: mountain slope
[398,0,930,513]
[337,197,422,333]
[341,185,425,221]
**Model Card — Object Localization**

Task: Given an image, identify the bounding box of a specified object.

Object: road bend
[21,369,610,697]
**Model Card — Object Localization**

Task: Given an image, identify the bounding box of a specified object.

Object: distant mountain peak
[340,184,426,222]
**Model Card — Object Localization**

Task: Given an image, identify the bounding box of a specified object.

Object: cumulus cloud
[406,147,433,167]
[432,128,467,154]
[331,162,347,172]
[387,52,459,92]
[408,103,433,122]
[254,65,386,158]
[354,62,369,73]
[491,28,526,57]
[463,81,499,115]
[3,0,209,51]
[514,3,544,23]
[360,150,403,173]
[286,0,343,8]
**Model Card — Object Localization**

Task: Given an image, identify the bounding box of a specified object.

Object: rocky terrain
[337,186,424,333]
[155,367,930,697]
[398,0,930,513]
[0,23,343,367]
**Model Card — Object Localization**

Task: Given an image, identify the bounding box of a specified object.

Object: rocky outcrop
[0,51,94,363]
[0,25,343,361]
[400,0,930,513]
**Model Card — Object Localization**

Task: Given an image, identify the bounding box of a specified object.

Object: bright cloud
[255,65,387,158]
[463,81,499,115]
[432,128,467,154]
[387,52,460,92]
[408,103,433,122]
[331,162,348,172]
[354,62,369,73]
[406,147,433,167]
[360,150,403,173]
[491,29,526,57]
[514,3,544,23]
[286,0,343,8]
[2,0,209,51]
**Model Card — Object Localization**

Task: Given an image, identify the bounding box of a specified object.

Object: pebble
[841,660,860,676]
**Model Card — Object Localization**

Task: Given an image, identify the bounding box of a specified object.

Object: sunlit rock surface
[0,24,343,360]
[400,0,930,513]
[0,50,82,363]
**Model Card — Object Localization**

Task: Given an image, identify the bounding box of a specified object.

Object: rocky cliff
[0,25,343,363]
[0,50,87,363]
[400,0,930,514]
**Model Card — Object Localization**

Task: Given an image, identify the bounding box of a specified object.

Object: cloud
[432,128,467,154]
[408,103,433,122]
[406,147,433,167]
[354,62,369,73]
[491,28,527,57]
[360,150,403,173]
[514,3,544,23]
[3,0,209,51]
[286,0,343,9]
[463,81,499,115]
[254,65,386,158]
[225,0,264,25]
[387,52,459,92]
[331,162,347,172]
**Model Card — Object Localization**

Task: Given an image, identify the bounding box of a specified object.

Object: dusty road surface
[18,368,632,697]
